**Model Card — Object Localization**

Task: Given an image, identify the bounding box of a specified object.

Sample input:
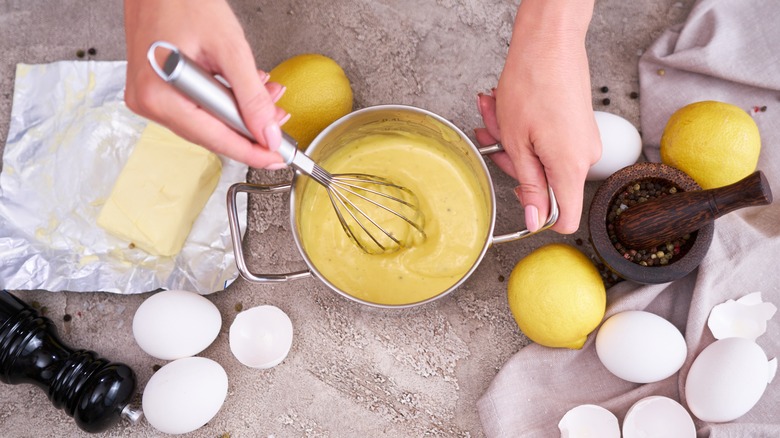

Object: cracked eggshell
[132,289,222,360]
[558,404,620,438]
[622,396,695,438]
[595,310,687,383]
[685,337,776,423]
[587,111,643,181]
[708,292,777,341]
[229,305,293,369]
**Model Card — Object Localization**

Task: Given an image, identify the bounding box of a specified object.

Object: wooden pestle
[615,171,773,249]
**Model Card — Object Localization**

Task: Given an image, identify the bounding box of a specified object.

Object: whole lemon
[269,54,353,149]
[507,243,606,349]
[660,101,761,189]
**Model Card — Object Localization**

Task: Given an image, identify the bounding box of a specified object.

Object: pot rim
[288,104,497,309]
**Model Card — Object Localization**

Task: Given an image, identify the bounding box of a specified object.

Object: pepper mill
[0,290,142,433]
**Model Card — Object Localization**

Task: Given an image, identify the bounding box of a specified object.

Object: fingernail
[477,93,485,117]
[279,112,291,126]
[491,87,497,96]
[265,162,287,170]
[261,71,271,84]
[272,86,287,103]
[264,123,282,151]
[524,204,540,233]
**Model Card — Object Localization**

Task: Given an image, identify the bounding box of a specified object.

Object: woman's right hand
[124,0,289,169]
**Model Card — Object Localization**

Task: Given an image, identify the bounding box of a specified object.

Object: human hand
[476,0,601,234]
[124,0,288,169]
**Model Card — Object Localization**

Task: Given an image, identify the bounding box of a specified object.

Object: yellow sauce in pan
[297,130,489,305]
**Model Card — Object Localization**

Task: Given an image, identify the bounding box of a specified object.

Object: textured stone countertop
[0,1,692,436]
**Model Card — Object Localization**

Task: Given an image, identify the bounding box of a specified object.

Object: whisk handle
[147,41,299,165]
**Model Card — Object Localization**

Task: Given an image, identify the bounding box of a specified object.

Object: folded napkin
[477,0,780,436]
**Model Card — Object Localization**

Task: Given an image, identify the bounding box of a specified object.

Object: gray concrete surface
[0,1,693,436]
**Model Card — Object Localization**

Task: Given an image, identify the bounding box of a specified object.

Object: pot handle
[478,144,559,244]
[227,182,312,283]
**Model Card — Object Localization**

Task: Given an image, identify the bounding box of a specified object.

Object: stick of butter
[98,122,222,257]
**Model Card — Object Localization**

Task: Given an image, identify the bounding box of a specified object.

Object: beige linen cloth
[477,1,780,436]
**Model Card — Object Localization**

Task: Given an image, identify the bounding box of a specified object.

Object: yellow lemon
[507,243,606,349]
[660,101,761,189]
[269,54,353,149]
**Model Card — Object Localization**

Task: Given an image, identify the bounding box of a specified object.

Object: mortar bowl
[588,162,714,284]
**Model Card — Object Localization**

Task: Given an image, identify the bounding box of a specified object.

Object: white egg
[622,396,695,438]
[142,357,228,435]
[595,311,686,383]
[558,404,620,438]
[587,111,643,181]
[133,289,222,360]
[685,337,776,423]
[229,305,293,369]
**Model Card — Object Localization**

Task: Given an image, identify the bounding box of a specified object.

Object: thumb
[511,147,551,233]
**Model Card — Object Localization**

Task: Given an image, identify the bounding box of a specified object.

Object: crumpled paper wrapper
[0,61,247,295]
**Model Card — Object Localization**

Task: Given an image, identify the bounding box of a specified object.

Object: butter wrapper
[0,61,247,295]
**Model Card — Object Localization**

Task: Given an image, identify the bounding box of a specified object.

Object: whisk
[147,42,426,254]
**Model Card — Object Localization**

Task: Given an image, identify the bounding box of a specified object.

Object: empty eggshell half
[707,291,777,341]
[622,396,695,438]
[142,357,228,435]
[229,305,293,368]
[558,404,620,438]
[133,289,222,360]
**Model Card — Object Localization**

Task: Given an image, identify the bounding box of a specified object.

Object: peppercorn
[630,91,639,99]
[76,49,85,58]
[87,47,97,56]
[602,98,611,106]
[600,86,609,93]
[63,314,72,322]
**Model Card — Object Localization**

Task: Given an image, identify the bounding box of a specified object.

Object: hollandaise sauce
[297,129,490,306]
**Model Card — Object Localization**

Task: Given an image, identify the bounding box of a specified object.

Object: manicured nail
[272,86,286,103]
[477,93,485,117]
[264,123,282,151]
[265,162,287,170]
[261,71,271,84]
[279,112,291,126]
[524,204,540,233]
[491,87,497,96]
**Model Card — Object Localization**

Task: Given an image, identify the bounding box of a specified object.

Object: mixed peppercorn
[606,178,693,266]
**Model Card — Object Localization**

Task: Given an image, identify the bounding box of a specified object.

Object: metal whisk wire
[148,41,426,255]
[327,173,427,253]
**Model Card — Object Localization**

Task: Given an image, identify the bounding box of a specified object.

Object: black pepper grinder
[0,290,142,433]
